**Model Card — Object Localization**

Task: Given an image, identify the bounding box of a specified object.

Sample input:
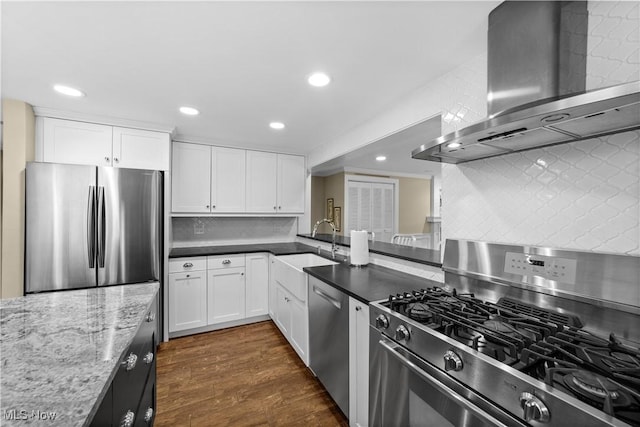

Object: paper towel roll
[350,230,369,266]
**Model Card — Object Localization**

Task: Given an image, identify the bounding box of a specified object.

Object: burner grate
[497,297,583,328]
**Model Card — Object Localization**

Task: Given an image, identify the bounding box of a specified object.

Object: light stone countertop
[0,282,159,426]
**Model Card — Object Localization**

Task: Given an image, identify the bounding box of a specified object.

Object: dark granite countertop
[169,242,319,258]
[297,233,442,268]
[304,263,442,304]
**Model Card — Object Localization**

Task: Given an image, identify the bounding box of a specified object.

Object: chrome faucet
[312,218,338,259]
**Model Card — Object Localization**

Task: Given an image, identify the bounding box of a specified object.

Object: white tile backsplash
[441,1,639,256]
[172,217,299,247]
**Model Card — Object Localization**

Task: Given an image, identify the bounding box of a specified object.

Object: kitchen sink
[276,253,338,272]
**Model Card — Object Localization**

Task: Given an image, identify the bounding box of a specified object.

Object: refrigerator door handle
[97,186,106,268]
[87,186,96,268]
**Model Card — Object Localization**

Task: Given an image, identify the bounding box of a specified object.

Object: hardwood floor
[155,321,349,427]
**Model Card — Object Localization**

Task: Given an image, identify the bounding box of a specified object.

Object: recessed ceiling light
[179,106,199,116]
[53,84,85,97]
[376,156,387,161]
[447,142,461,149]
[307,72,331,87]
[269,122,285,130]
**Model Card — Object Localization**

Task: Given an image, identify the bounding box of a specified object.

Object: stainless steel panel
[308,276,349,416]
[442,239,640,316]
[487,1,587,116]
[26,162,97,292]
[97,167,161,286]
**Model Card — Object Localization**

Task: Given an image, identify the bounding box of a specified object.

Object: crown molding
[32,107,176,135]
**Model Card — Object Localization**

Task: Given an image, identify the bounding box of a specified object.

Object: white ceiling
[312,113,442,177]
[2,1,498,155]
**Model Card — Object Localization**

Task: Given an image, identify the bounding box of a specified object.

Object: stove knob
[443,350,463,371]
[395,325,410,341]
[519,392,550,423]
[375,314,389,329]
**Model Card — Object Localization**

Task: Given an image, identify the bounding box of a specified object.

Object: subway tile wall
[442,1,640,256]
[172,217,299,247]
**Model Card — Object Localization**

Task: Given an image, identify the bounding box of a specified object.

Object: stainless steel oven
[369,240,640,427]
[370,333,526,427]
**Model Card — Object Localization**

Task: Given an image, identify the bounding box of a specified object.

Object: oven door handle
[379,339,512,427]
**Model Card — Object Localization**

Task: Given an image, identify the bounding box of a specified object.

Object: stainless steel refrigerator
[25,162,162,293]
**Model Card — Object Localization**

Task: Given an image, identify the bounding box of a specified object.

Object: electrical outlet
[194,219,205,235]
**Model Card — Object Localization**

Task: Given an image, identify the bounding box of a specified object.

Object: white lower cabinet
[168,253,270,336]
[349,297,370,427]
[269,256,309,366]
[207,267,246,324]
[168,270,208,332]
[245,253,270,317]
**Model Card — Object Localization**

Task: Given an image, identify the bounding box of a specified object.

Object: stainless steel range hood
[412,1,640,164]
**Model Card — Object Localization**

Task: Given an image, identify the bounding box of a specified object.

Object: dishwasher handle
[312,286,342,310]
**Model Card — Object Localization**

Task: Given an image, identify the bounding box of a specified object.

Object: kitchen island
[0,282,159,426]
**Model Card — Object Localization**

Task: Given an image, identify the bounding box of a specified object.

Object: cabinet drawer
[169,257,206,273]
[207,254,245,269]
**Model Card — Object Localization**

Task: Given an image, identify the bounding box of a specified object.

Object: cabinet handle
[273,206,277,210]
[278,206,282,210]
[120,410,135,427]
[146,312,155,322]
[222,259,231,265]
[206,205,210,209]
[212,205,216,209]
[105,156,110,162]
[121,353,138,371]
[183,262,193,268]
[144,407,154,423]
[114,157,119,163]
[143,352,154,364]
[186,274,190,278]
[356,306,362,311]
[240,272,244,276]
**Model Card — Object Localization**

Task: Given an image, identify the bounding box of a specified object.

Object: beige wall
[1,99,35,299]
[310,172,345,235]
[397,177,431,234]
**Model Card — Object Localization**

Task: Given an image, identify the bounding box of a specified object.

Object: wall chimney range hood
[412,1,640,164]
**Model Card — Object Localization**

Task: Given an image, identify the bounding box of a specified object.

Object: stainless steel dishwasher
[308,276,349,417]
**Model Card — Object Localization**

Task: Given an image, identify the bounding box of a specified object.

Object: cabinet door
[274,285,291,336]
[290,298,309,366]
[211,147,246,212]
[207,267,246,324]
[268,256,276,319]
[171,142,211,213]
[349,297,370,427]
[245,253,269,317]
[246,150,277,212]
[277,154,305,213]
[43,118,113,166]
[169,271,207,332]
[113,127,170,171]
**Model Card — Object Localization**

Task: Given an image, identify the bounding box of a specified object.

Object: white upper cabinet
[246,151,305,214]
[211,146,246,213]
[172,143,305,215]
[42,118,113,167]
[171,142,211,213]
[40,118,170,170]
[246,150,278,213]
[112,127,170,170]
[277,154,305,213]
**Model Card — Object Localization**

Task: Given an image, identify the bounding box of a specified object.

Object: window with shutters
[345,176,398,242]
